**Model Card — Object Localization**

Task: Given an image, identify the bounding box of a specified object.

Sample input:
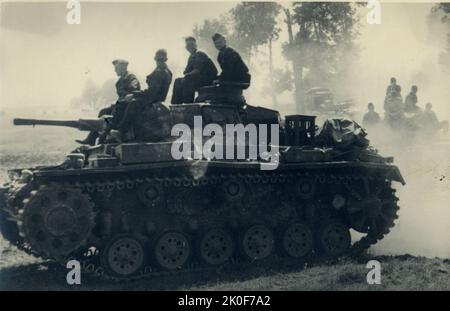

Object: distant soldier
[76,59,141,145]
[404,85,419,113]
[212,33,251,87]
[384,84,404,128]
[171,37,218,105]
[421,102,449,134]
[385,77,398,97]
[362,102,381,128]
[422,103,438,125]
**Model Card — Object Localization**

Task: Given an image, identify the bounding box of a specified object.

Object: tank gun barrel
[13,118,107,132]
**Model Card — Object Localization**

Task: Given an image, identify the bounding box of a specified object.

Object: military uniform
[362,111,381,128]
[217,46,250,86]
[384,93,404,129]
[118,63,172,136]
[404,92,419,113]
[145,62,173,102]
[77,68,141,145]
[386,84,396,96]
[171,50,217,104]
[115,72,141,101]
[422,109,439,127]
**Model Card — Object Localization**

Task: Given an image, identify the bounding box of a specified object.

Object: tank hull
[0,159,403,279]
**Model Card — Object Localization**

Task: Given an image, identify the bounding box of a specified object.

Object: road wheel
[153,231,191,270]
[198,228,234,266]
[282,222,314,258]
[100,234,145,278]
[241,224,274,261]
[315,220,351,258]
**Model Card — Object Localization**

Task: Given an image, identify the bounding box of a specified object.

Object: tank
[0,86,405,280]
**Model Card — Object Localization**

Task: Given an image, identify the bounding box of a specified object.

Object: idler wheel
[282,222,314,258]
[154,231,191,270]
[346,180,399,234]
[198,228,234,266]
[315,220,351,258]
[101,235,145,277]
[241,224,274,260]
[20,185,94,259]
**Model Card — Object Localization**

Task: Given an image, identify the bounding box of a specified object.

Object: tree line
[193,2,360,111]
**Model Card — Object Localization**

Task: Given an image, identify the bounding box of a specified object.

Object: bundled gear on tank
[315,118,370,150]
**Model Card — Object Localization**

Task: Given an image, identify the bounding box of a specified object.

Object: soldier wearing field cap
[112,59,141,102]
[76,59,141,145]
[171,36,218,104]
[212,33,251,88]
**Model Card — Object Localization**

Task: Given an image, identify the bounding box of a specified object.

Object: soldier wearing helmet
[116,50,173,140]
[144,49,173,103]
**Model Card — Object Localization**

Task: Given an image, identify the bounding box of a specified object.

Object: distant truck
[301,87,359,122]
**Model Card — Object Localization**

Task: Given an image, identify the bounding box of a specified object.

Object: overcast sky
[0,2,237,109]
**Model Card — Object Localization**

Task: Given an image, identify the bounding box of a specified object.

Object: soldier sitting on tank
[76,59,141,145]
[404,85,420,113]
[112,50,173,142]
[171,37,218,105]
[211,33,251,89]
[145,49,173,102]
[362,102,381,128]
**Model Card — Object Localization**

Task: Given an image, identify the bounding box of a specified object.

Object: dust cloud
[347,4,450,258]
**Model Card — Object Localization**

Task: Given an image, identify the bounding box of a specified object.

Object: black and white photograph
[0,0,449,303]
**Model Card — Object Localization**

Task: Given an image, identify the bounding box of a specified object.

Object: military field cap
[154,49,168,62]
[212,33,225,41]
[112,59,129,66]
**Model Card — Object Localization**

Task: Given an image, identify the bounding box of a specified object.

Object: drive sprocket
[18,184,95,259]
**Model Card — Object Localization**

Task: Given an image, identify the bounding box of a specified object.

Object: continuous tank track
[1,168,399,281]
